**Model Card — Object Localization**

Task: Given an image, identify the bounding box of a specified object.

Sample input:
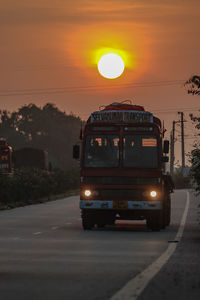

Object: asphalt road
[0,189,199,300]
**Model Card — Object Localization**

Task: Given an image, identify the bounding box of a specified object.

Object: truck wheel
[161,206,166,229]
[162,194,171,227]
[147,211,163,231]
[81,210,95,230]
[82,219,94,230]
[165,195,171,226]
[82,217,94,230]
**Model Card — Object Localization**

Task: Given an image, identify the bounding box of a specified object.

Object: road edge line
[110,190,190,300]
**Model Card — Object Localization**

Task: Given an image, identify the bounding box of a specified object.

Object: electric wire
[0,79,185,97]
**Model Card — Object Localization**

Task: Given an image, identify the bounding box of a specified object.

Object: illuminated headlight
[84,190,92,197]
[150,190,157,198]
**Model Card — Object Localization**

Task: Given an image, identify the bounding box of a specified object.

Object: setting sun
[97,53,125,79]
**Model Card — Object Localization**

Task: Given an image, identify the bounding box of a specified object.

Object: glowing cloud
[66,23,151,84]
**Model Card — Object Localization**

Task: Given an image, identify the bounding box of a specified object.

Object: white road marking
[33,232,42,235]
[110,190,190,300]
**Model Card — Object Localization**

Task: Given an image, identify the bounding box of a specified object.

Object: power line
[0,79,185,97]
[77,106,200,118]
[152,107,200,113]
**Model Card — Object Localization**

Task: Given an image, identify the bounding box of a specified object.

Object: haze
[1,0,200,163]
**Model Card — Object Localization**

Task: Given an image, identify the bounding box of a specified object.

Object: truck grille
[100,189,143,199]
[83,176,159,185]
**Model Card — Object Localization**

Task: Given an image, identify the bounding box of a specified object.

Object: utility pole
[170,120,176,175]
[178,112,185,175]
[181,112,185,170]
[170,113,186,176]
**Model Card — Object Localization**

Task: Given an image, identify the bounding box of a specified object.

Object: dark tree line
[188,116,200,192]
[184,75,200,191]
[0,103,82,169]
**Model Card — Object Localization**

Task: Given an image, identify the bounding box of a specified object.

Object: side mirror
[162,156,169,163]
[163,140,169,154]
[73,145,80,159]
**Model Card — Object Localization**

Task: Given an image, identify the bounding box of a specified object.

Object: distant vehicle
[13,147,49,170]
[73,101,173,231]
[0,138,13,174]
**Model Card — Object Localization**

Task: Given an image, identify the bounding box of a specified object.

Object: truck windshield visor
[84,135,120,168]
[123,135,158,168]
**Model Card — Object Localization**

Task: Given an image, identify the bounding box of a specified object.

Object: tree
[186,113,200,191]
[184,75,200,95]
[0,109,25,148]
[190,149,200,192]
[0,103,82,169]
[16,103,42,143]
[184,76,200,190]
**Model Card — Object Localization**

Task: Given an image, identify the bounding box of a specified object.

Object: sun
[97,53,125,79]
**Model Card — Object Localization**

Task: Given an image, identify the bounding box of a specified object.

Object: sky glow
[0,0,200,164]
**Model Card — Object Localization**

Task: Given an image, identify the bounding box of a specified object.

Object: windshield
[84,135,120,167]
[123,135,158,168]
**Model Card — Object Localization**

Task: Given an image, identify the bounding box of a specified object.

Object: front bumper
[80,200,161,210]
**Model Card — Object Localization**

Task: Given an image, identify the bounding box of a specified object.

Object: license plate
[114,200,127,209]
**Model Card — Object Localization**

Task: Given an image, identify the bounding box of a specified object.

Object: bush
[0,166,79,208]
[190,149,200,192]
[172,167,191,189]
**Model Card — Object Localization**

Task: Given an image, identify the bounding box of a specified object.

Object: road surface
[0,189,200,300]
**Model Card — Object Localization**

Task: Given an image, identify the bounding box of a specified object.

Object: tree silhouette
[184,75,200,95]
[0,103,82,169]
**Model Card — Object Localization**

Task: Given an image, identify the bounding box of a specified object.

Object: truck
[0,138,13,174]
[13,147,49,170]
[73,101,173,231]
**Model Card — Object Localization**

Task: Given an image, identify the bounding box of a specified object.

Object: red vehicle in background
[0,138,13,174]
[73,101,173,231]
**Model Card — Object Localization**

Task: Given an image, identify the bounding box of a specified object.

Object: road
[0,190,200,300]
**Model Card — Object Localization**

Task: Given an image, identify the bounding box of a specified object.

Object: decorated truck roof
[88,101,161,128]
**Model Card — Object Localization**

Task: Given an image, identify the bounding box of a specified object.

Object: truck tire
[81,210,95,230]
[165,195,171,226]
[147,211,163,231]
[163,194,171,227]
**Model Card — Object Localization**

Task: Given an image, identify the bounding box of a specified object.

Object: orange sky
[1,0,200,165]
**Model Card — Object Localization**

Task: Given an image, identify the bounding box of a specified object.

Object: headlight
[150,190,157,198]
[84,189,92,197]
